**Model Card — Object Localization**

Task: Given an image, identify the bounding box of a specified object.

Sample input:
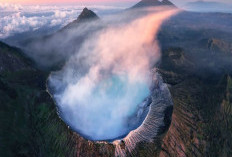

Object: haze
[1,0,232,6]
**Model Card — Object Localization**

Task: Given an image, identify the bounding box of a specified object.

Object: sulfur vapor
[48,7,179,141]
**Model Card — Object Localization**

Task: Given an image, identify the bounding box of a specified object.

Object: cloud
[0,11,59,38]
[0,3,23,12]
[54,10,67,18]
[48,7,179,141]
[0,3,124,39]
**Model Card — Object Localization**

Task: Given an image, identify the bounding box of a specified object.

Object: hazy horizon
[1,0,232,6]
[1,0,232,40]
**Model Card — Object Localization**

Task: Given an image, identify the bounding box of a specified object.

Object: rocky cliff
[158,47,232,157]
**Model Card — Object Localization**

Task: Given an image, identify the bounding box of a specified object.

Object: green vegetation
[0,45,77,157]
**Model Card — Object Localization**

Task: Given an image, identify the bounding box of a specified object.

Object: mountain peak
[77,7,99,21]
[162,0,176,6]
[61,8,99,31]
[131,0,176,9]
[141,0,159,1]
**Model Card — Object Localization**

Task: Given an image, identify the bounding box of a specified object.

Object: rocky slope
[157,10,232,157]
[0,41,79,157]
[0,42,32,72]
[158,47,232,157]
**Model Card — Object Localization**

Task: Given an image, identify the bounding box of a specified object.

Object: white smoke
[48,7,179,141]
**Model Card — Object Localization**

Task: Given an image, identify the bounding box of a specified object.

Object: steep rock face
[158,47,232,157]
[160,79,209,157]
[157,11,232,156]
[160,76,232,157]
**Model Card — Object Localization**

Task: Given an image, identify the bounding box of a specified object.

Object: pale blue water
[50,73,151,141]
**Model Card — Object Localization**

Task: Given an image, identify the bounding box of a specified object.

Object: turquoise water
[92,75,150,116]
[51,73,151,141]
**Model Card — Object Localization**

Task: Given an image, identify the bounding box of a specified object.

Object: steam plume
[48,7,179,141]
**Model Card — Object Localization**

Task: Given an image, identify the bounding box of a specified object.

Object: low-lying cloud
[48,7,179,141]
[0,3,124,38]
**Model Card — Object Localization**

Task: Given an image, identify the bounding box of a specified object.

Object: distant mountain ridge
[131,0,176,9]
[184,0,232,13]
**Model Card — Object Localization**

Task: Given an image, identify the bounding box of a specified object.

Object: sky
[0,2,125,39]
[0,0,232,5]
[0,0,232,39]
[1,0,134,5]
